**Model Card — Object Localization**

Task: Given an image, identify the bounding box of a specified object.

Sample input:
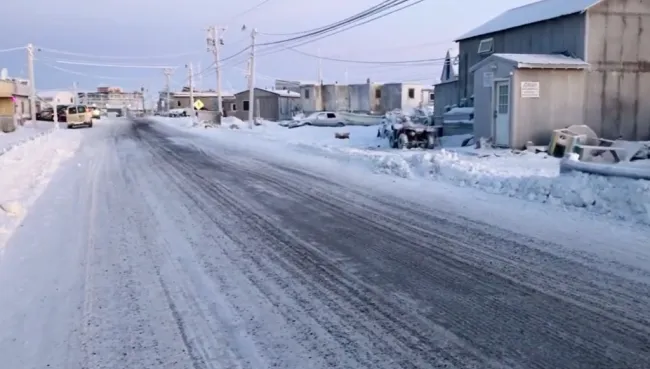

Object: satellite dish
[0,68,7,80]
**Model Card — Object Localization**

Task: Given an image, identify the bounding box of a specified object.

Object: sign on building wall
[483,72,494,88]
[521,81,540,98]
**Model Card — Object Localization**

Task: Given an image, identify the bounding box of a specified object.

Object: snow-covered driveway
[0,119,649,369]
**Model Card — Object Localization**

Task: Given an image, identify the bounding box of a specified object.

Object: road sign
[193,99,204,110]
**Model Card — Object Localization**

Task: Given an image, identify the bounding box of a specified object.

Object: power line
[225,0,275,22]
[257,0,402,37]
[53,59,179,69]
[256,0,425,58]
[287,48,444,65]
[218,0,422,68]
[37,62,143,80]
[35,47,200,60]
[257,0,408,46]
[0,46,26,53]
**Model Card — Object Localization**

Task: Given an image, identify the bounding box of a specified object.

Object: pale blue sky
[1,0,534,95]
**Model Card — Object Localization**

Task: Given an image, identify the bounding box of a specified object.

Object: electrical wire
[38,62,143,80]
[0,46,26,53]
[225,0,275,22]
[257,0,408,46]
[255,0,425,59]
[287,48,445,65]
[258,0,401,37]
[218,0,423,69]
[35,47,201,60]
[53,59,179,69]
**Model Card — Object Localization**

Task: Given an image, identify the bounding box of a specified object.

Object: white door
[494,81,511,147]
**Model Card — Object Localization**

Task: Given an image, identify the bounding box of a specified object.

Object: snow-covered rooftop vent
[456,0,600,41]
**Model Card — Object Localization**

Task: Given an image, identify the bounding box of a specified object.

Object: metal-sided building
[233,88,300,122]
[380,83,426,112]
[471,54,589,147]
[439,0,650,147]
[433,51,460,125]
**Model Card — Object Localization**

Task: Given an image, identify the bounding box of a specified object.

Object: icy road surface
[0,120,649,369]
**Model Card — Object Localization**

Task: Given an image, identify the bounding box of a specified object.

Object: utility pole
[26,43,36,121]
[163,68,172,115]
[207,25,225,120]
[247,28,257,129]
[187,63,195,118]
[317,48,323,84]
[73,82,77,105]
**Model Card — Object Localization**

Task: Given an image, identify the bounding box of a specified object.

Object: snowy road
[1,120,649,369]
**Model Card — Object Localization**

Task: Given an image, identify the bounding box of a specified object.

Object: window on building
[478,38,494,55]
[70,97,73,103]
[243,100,250,111]
[304,89,310,99]
[429,92,435,101]
[375,89,381,98]
[177,101,181,107]
[20,101,25,114]
[408,88,415,99]
[231,103,237,111]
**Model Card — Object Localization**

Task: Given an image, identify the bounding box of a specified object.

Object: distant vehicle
[288,111,346,128]
[66,105,93,129]
[36,108,54,121]
[90,105,101,119]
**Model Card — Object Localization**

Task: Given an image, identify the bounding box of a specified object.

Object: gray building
[159,91,235,115]
[380,83,426,112]
[471,54,589,148]
[437,0,650,146]
[232,88,300,121]
[433,51,459,124]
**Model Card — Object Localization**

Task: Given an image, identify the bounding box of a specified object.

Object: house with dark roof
[435,0,650,147]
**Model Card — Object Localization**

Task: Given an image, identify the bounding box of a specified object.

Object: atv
[387,122,439,149]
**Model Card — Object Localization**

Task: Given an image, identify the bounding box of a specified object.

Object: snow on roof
[259,88,300,97]
[456,0,600,41]
[496,53,589,68]
[172,91,234,97]
[470,53,589,72]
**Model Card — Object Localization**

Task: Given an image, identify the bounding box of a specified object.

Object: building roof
[259,88,300,97]
[172,91,234,98]
[233,88,301,97]
[455,0,601,41]
[469,53,590,72]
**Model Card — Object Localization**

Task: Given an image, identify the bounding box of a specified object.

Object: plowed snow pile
[153,119,650,224]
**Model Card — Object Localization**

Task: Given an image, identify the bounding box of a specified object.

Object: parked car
[36,108,54,121]
[288,112,346,128]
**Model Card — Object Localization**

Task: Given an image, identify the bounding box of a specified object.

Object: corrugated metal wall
[433,80,460,125]
[585,0,650,140]
[458,13,586,102]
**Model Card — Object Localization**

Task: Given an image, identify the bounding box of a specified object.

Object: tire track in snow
[132,121,650,369]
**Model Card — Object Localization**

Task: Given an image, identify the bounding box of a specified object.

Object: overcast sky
[1,0,534,95]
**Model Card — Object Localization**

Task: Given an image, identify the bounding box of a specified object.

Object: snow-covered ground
[0,121,54,155]
[0,125,82,248]
[155,116,650,225]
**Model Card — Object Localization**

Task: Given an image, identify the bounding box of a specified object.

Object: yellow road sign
[193,99,204,110]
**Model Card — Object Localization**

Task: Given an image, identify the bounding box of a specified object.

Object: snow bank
[372,150,650,223]
[0,129,81,248]
[0,121,54,156]
[152,118,650,224]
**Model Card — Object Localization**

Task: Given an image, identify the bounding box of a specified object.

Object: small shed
[233,88,300,122]
[470,53,589,148]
